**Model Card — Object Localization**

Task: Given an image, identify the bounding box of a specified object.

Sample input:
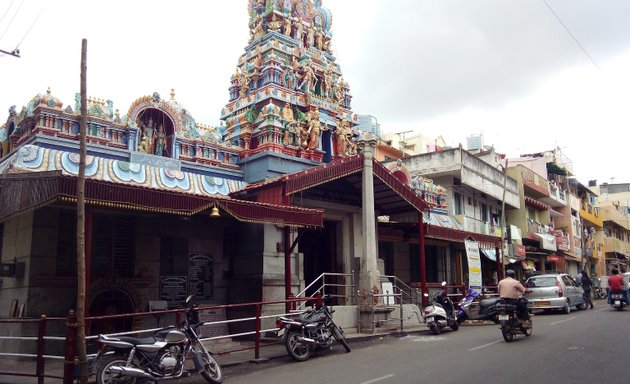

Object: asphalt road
[213,303,630,384]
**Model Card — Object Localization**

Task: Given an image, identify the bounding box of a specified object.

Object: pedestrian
[581,270,594,309]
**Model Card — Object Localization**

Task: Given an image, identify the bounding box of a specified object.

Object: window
[527,207,536,221]
[454,193,462,215]
[481,203,488,222]
[92,215,135,278]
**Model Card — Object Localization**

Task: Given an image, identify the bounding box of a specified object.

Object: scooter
[456,289,500,324]
[422,282,459,335]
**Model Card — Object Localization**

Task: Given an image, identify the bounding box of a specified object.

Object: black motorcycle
[94,295,223,384]
[496,297,532,342]
[276,294,351,362]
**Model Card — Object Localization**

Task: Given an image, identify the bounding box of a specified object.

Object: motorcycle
[276,294,351,362]
[609,290,627,311]
[422,282,459,335]
[496,297,532,342]
[456,289,500,324]
[94,295,223,384]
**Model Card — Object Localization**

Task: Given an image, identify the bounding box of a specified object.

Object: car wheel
[577,302,587,310]
[563,302,571,314]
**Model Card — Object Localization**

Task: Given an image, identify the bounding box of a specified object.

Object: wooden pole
[76,38,88,384]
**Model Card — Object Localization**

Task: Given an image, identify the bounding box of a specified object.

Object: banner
[465,240,483,290]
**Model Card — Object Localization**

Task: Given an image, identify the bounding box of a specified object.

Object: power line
[541,0,601,72]
[0,0,24,41]
[14,1,45,49]
[0,0,17,26]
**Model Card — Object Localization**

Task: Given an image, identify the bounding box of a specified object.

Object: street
[208,304,630,384]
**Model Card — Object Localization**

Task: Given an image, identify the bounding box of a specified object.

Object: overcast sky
[1,0,629,185]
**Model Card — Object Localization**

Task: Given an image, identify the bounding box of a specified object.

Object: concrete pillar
[358,133,380,304]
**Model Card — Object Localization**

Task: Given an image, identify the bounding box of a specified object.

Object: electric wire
[0,0,17,27]
[541,0,601,72]
[0,0,24,41]
[14,1,46,49]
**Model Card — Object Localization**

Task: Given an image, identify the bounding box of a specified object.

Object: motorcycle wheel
[501,326,514,342]
[450,321,459,331]
[198,346,223,384]
[331,325,351,353]
[285,330,312,362]
[95,354,138,384]
[524,324,533,337]
[429,323,441,335]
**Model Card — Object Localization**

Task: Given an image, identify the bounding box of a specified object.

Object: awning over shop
[481,249,497,262]
[533,232,558,251]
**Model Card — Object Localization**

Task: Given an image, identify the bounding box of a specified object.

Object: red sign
[516,244,526,257]
[547,255,562,262]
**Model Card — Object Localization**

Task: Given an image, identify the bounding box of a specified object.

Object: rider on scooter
[607,269,628,304]
[498,270,531,328]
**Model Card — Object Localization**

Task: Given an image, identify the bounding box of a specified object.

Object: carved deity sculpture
[155,124,167,156]
[283,17,292,37]
[140,118,156,154]
[299,61,316,93]
[306,108,321,150]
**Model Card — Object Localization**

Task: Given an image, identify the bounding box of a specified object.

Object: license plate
[498,314,509,321]
[534,301,550,306]
[615,300,621,306]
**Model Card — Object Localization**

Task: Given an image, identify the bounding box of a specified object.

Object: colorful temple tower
[220,0,359,181]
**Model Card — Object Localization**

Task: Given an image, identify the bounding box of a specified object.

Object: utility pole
[499,158,509,280]
[76,38,88,384]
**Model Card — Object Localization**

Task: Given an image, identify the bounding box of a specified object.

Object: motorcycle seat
[479,298,498,308]
[118,336,156,345]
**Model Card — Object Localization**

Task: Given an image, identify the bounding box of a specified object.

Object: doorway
[300,220,339,297]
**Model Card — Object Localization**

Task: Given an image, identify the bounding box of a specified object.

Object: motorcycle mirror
[423,293,429,297]
[441,281,447,287]
[185,295,194,304]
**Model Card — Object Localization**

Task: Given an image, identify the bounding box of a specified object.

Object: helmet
[506,269,516,278]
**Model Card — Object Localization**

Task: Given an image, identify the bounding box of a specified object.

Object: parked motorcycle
[94,295,223,384]
[276,294,351,362]
[496,297,532,342]
[609,290,627,311]
[456,289,500,324]
[422,282,459,335]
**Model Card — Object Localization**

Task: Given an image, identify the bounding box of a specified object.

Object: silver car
[525,273,586,314]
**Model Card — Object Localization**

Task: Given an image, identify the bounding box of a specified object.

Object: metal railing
[0,296,317,384]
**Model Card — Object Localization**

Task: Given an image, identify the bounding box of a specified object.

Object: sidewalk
[0,325,429,384]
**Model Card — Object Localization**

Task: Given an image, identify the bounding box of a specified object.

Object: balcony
[456,215,496,236]
[604,236,630,257]
[520,166,549,197]
[540,181,568,208]
[569,194,580,212]
[580,201,604,228]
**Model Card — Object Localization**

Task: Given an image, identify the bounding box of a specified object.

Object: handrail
[0,296,317,383]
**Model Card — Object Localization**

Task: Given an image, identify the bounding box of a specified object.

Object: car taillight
[276,320,284,328]
[556,280,563,297]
